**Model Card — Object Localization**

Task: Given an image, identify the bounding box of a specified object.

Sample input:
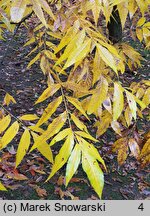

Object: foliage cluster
[0,0,149,198]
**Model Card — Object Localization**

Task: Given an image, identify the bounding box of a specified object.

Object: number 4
[138,203,144,211]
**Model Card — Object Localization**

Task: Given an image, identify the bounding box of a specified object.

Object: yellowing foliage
[0,0,149,198]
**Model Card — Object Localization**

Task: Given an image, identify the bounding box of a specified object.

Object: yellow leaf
[78,136,106,169]
[136,87,145,99]
[134,95,146,110]
[28,125,45,134]
[96,43,117,73]
[46,132,74,181]
[125,90,137,120]
[111,121,122,136]
[37,96,62,126]
[112,137,127,152]
[66,144,81,186]
[31,0,47,26]
[117,143,128,166]
[113,82,124,121]
[92,49,102,85]
[47,31,62,39]
[137,0,148,15]
[32,132,53,163]
[35,84,61,104]
[71,113,88,132]
[24,32,44,47]
[141,154,150,167]
[4,93,16,106]
[10,0,27,23]
[128,0,137,19]
[140,138,150,158]
[95,111,112,137]
[103,97,112,114]
[90,0,101,25]
[137,108,143,118]
[142,87,150,108]
[142,80,150,86]
[82,152,104,198]
[0,182,7,191]
[44,50,57,61]
[136,28,143,42]
[62,81,90,98]
[117,2,128,29]
[16,129,30,167]
[0,115,11,134]
[40,55,50,75]
[38,143,54,163]
[50,128,72,146]
[67,96,89,120]
[75,131,98,142]
[63,38,91,70]
[55,20,80,53]
[128,138,140,159]
[0,121,19,150]
[137,17,146,27]
[143,22,150,28]
[30,112,67,151]
[27,53,41,68]
[55,30,86,67]
[124,107,132,127]
[38,0,55,20]
[19,114,39,121]
[122,43,142,65]
[87,77,108,114]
